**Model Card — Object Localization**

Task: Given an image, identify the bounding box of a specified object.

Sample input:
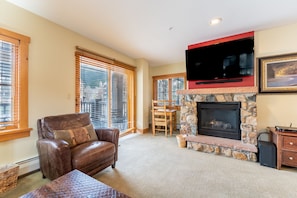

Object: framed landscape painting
[259,53,297,93]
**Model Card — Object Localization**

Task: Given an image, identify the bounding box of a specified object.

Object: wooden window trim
[0,27,32,142]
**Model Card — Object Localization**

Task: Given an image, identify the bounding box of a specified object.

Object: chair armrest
[95,128,119,161]
[95,128,119,143]
[37,139,72,180]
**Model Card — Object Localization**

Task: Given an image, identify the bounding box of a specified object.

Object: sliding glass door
[76,52,135,135]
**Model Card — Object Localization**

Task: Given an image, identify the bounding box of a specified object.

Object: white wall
[255,23,297,131]
[136,59,150,131]
[150,62,186,76]
[0,1,136,167]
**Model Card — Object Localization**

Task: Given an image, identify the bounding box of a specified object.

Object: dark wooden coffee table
[20,169,130,198]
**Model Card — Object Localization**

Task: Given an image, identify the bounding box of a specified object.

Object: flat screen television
[185,38,254,82]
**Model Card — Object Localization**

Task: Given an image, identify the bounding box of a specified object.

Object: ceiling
[7,0,297,66]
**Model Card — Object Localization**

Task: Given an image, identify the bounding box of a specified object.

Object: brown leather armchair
[37,112,119,180]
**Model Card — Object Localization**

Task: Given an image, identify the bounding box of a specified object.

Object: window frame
[0,27,32,142]
[152,72,187,104]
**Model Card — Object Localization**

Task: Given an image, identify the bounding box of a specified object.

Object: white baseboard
[16,156,40,176]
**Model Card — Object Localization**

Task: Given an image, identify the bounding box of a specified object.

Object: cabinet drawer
[283,136,297,151]
[282,151,297,167]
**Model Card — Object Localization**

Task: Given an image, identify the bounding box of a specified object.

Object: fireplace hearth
[197,102,241,140]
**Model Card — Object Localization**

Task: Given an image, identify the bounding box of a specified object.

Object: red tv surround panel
[187,31,255,89]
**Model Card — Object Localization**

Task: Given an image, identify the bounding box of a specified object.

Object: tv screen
[186,38,254,81]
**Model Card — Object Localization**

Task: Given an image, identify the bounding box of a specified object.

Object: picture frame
[258,53,297,93]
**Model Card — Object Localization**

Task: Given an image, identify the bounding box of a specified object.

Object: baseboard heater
[196,78,243,85]
[16,156,40,176]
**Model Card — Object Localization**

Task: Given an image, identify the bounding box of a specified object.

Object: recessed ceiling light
[210,17,222,25]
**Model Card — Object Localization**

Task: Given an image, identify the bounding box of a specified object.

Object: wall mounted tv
[185,37,254,83]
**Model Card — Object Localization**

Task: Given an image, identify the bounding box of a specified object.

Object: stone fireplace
[177,87,258,161]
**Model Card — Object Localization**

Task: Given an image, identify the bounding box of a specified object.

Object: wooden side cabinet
[269,127,297,169]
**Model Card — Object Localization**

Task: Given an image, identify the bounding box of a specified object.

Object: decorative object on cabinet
[259,53,297,93]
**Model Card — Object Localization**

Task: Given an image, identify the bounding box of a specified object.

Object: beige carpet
[2,132,297,198]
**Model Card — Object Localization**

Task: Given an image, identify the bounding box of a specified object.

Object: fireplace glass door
[197,102,241,140]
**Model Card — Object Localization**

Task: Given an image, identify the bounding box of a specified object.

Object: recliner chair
[36,112,119,180]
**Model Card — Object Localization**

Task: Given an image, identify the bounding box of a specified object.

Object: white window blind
[0,36,19,128]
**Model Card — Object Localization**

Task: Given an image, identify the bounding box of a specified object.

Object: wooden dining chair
[165,100,177,131]
[152,100,171,136]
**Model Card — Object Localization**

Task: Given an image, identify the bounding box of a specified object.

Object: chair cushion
[53,124,98,147]
[71,141,115,170]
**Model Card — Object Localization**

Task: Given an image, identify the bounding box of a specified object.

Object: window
[153,73,186,105]
[0,27,31,141]
[75,47,135,135]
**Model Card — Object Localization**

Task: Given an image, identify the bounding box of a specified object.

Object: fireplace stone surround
[177,87,258,161]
